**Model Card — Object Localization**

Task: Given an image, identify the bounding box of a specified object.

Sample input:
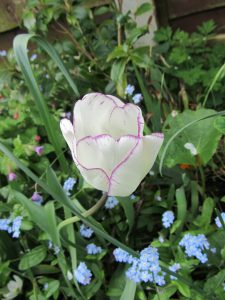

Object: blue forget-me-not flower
[104,196,119,209]
[63,177,77,196]
[80,224,94,238]
[86,243,102,255]
[162,211,175,228]
[74,262,92,285]
[179,233,210,263]
[125,84,135,96]
[215,212,225,228]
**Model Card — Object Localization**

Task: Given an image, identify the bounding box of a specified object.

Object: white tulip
[60,93,164,197]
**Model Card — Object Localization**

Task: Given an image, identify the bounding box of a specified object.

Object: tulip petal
[60,119,76,156]
[60,120,110,192]
[73,93,144,140]
[76,135,137,175]
[108,134,164,196]
[108,104,144,139]
[78,166,110,192]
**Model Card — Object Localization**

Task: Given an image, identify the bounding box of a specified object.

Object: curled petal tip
[151,132,164,139]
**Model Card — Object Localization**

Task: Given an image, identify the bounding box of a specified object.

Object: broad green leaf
[152,285,177,300]
[159,110,225,174]
[107,45,129,61]
[161,109,222,168]
[127,26,148,44]
[45,280,60,298]
[19,245,46,270]
[204,269,225,295]
[110,59,127,97]
[214,116,225,133]
[135,2,152,16]
[173,281,191,298]
[120,278,136,300]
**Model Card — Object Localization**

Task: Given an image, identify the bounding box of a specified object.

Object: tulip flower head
[60,93,164,196]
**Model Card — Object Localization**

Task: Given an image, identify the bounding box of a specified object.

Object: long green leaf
[14,191,59,245]
[120,279,136,300]
[33,36,79,96]
[13,34,79,172]
[175,187,187,231]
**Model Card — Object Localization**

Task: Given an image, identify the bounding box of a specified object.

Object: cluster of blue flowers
[104,196,119,209]
[0,216,23,238]
[80,224,94,238]
[63,177,77,196]
[125,84,143,104]
[113,247,166,285]
[179,234,210,263]
[162,211,175,228]
[74,262,92,285]
[215,212,225,228]
[86,243,102,255]
[0,50,7,57]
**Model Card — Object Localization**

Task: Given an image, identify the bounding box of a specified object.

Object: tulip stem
[58,192,108,232]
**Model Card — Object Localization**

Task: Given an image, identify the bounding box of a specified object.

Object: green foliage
[153,20,225,109]
[162,109,222,167]
[0,1,224,299]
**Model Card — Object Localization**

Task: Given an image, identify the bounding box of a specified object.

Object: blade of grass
[203,63,225,107]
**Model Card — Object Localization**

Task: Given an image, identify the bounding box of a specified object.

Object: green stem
[58,192,108,232]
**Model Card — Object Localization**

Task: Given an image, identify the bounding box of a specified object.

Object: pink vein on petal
[70,131,110,185]
[108,137,141,195]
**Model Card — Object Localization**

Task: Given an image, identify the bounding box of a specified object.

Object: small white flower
[184,143,197,156]
[3,275,23,300]
[155,195,162,201]
[159,235,164,243]
[67,271,73,281]
[149,170,155,176]
[171,110,178,117]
